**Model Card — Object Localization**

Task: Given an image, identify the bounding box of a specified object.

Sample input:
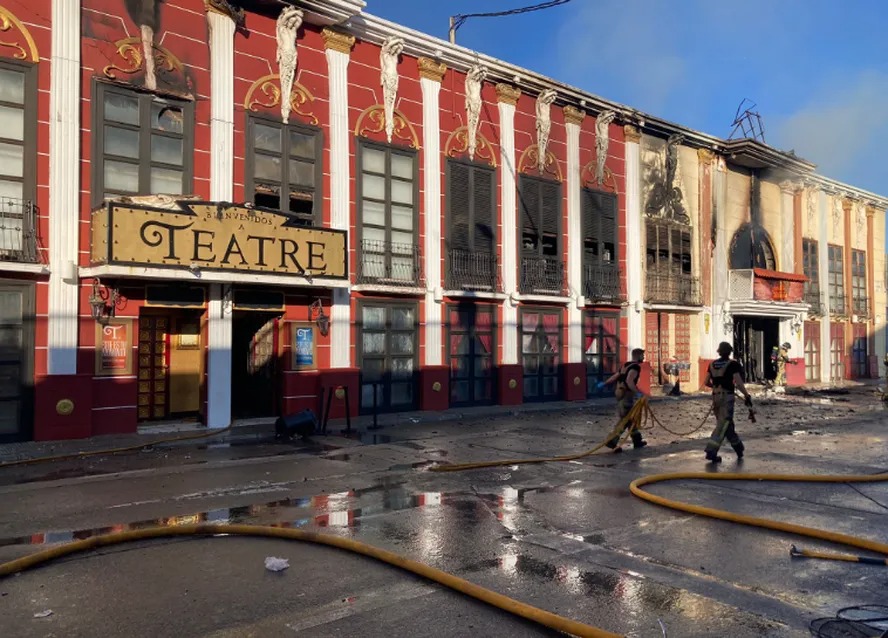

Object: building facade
[0,0,884,442]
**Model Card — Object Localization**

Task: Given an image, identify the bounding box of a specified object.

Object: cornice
[321,27,355,54]
[417,57,446,82]
[495,83,520,106]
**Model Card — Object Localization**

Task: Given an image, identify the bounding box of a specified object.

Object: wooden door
[137,315,169,421]
[169,315,202,414]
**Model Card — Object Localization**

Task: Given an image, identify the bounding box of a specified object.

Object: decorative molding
[444,127,496,167]
[204,0,245,26]
[594,110,616,187]
[697,148,715,162]
[563,105,585,126]
[831,197,842,236]
[243,73,318,125]
[806,186,817,228]
[355,104,420,149]
[103,37,185,87]
[645,133,688,224]
[417,56,446,82]
[276,6,303,124]
[464,65,487,161]
[518,144,562,182]
[380,36,405,143]
[495,82,520,105]
[321,27,355,54]
[582,162,618,194]
[0,5,39,61]
[623,125,641,144]
[534,89,557,172]
[855,201,866,237]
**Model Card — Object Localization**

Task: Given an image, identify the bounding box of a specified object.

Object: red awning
[753,268,808,283]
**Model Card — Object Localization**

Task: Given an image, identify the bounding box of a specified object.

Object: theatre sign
[91,201,347,278]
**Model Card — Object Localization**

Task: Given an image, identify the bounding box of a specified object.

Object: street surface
[1,387,886,637]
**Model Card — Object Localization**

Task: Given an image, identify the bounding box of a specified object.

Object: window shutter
[540,181,561,236]
[519,177,540,255]
[581,189,597,263]
[472,166,494,253]
[449,161,471,250]
[600,192,617,263]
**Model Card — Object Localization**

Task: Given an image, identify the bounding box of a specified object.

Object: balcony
[356,239,423,287]
[728,268,807,303]
[645,271,701,306]
[582,263,624,303]
[520,256,565,295]
[446,248,500,292]
[804,287,823,315]
[0,197,39,263]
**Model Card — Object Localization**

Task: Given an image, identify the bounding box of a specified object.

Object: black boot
[732,442,745,459]
[631,432,648,449]
[705,450,722,463]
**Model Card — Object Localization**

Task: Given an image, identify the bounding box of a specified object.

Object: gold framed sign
[290,322,317,371]
[95,318,134,377]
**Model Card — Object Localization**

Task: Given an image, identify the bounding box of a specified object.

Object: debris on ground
[264,557,289,572]
[33,610,53,618]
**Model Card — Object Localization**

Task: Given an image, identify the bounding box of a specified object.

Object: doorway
[231,311,281,419]
[0,283,33,442]
[520,308,561,402]
[733,316,779,384]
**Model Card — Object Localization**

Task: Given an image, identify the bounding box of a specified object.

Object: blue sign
[295,326,315,367]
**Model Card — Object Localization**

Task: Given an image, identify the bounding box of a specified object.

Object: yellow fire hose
[2,397,888,638]
[0,523,621,638]
[0,425,232,469]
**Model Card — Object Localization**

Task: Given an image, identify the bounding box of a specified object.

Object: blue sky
[365,0,888,198]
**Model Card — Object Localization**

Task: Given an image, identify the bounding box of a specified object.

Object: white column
[207,284,232,428]
[713,158,730,348]
[206,8,235,427]
[498,88,519,365]
[47,0,81,375]
[324,30,355,368]
[818,190,831,382]
[565,116,582,364]
[624,128,643,350]
[420,70,443,366]
[780,186,795,272]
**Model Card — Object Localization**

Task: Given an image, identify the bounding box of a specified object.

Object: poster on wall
[291,322,317,371]
[95,319,134,377]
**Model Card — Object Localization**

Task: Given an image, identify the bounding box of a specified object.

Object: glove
[596,381,607,390]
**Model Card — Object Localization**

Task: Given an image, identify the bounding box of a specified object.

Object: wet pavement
[1,387,887,637]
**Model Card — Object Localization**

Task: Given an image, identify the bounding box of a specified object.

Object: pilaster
[324,27,355,368]
[865,207,875,360]
[779,181,796,273]
[713,157,730,352]
[565,108,583,364]
[624,125,643,351]
[498,85,519,365]
[818,190,831,382]
[420,64,445,366]
[207,284,232,427]
[48,0,81,375]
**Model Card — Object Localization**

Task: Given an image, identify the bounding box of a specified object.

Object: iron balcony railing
[0,197,39,263]
[804,287,823,315]
[582,263,624,303]
[829,292,846,316]
[356,239,423,287]
[447,248,500,291]
[852,295,870,318]
[645,271,701,306]
[520,255,565,295]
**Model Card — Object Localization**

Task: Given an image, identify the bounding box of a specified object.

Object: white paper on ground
[264,557,290,572]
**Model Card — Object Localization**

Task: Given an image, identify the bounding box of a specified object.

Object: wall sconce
[790,314,803,335]
[89,277,120,325]
[308,299,330,337]
[722,311,734,335]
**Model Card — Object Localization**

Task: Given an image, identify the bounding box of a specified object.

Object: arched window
[730,223,777,270]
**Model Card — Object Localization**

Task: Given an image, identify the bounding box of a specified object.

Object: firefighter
[774,342,795,387]
[703,341,752,463]
[602,348,648,453]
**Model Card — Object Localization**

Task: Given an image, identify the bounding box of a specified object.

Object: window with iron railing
[827,244,845,314]
[851,249,867,316]
[519,175,563,294]
[802,238,820,311]
[644,221,699,305]
[93,82,193,203]
[0,61,37,262]
[357,141,421,286]
[582,188,621,302]
[446,159,498,291]
[246,115,321,226]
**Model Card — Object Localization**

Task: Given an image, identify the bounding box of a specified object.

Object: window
[0,61,36,261]
[729,223,776,270]
[94,83,192,203]
[246,116,321,225]
[358,303,418,413]
[645,222,698,305]
[852,323,868,379]
[581,189,617,266]
[521,309,561,401]
[851,249,867,316]
[446,160,496,290]
[829,321,845,381]
[518,175,562,294]
[448,304,495,405]
[804,321,820,383]
[584,312,619,397]
[827,244,845,314]
[357,142,418,285]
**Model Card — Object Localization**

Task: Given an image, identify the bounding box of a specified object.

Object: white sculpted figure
[276,6,303,124]
[465,65,487,160]
[535,89,557,172]
[380,36,405,143]
[595,110,616,185]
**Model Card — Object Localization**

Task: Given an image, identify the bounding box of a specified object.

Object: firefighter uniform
[705,357,746,461]
[606,361,646,450]
[774,343,792,386]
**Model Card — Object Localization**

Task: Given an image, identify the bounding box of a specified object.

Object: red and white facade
[0,0,883,442]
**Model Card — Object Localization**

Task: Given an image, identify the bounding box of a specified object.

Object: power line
[449,0,574,44]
